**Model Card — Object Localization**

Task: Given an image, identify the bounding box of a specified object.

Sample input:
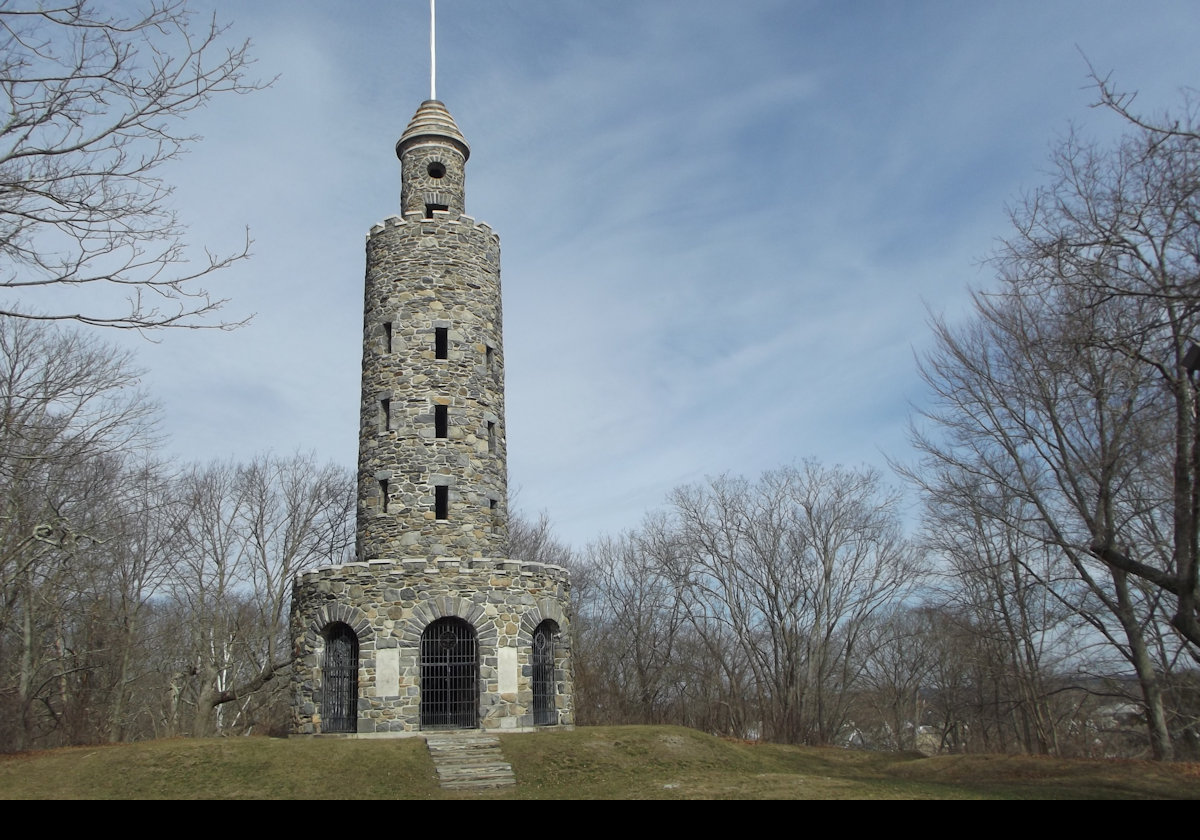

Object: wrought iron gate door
[532,621,556,725]
[323,624,358,733]
[420,618,478,729]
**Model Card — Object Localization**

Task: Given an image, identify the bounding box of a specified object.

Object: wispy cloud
[98,0,1200,547]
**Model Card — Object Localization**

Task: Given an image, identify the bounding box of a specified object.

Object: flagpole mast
[430,0,437,101]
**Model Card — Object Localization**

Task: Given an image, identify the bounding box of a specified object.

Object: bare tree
[507,509,575,568]
[0,318,156,749]
[666,462,924,745]
[92,461,180,743]
[166,455,353,737]
[237,453,354,727]
[557,464,922,742]
[575,529,691,726]
[920,486,1082,755]
[0,1,266,331]
[912,291,1182,758]
[1012,75,1200,655]
[856,607,937,752]
[907,80,1200,758]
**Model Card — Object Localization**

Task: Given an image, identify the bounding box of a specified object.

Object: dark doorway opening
[322,623,359,733]
[420,617,478,729]
[532,619,558,726]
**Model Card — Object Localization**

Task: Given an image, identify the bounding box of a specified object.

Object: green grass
[1,726,1195,799]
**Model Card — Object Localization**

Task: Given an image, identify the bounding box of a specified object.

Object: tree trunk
[1112,570,1174,761]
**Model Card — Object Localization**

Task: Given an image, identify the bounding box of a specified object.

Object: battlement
[367,213,498,243]
[295,556,572,586]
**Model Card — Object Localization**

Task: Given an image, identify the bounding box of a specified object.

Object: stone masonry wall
[290,558,573,734]
[400,142,467,217]
[358,212,507,560]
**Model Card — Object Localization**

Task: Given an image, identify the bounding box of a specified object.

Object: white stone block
[377,648,400,697]
[498,645,518,694]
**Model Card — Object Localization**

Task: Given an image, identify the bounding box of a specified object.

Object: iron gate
[532,620,557,726]
[420,617,479,729]
[323,623,358,733]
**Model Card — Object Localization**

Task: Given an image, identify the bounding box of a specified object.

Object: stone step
[427,745,506,757]
[434,759,512,772]
[425,731,516,791]
[434,755,510,768]
[440,778,514,791]
[437,766,514,781]
[426,739,502,750]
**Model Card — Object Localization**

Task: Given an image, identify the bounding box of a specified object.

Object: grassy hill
[1,725,1196,799]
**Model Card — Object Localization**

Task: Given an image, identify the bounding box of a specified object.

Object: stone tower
[359,101,506,558]
[290,100,573,735]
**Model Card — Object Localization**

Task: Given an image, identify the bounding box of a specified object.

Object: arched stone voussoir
[518,600,569,648]
[402,594,492,644]
[520,600,566,634]
[306,603,373,646]
[475,621,498,646]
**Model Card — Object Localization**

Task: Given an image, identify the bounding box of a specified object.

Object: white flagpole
[430,0,437,101]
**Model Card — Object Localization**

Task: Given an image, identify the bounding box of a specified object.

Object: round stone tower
[290,101,573,736]
[359,100,507,560]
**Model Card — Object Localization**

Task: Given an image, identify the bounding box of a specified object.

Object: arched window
[420,617,478,729]
[532,619,559,726]
[322,622,358,733]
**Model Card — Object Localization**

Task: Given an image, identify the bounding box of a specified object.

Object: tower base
[290,557,573,735]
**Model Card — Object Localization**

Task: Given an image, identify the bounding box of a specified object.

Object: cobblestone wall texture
[358,212,507,560]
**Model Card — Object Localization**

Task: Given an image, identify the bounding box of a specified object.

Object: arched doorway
[322,622,359,733]
[532,619,558,726]
[420,617,478,729]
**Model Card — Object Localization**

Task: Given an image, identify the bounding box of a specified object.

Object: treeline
[0,320,354,750]
[518,468,1198,760]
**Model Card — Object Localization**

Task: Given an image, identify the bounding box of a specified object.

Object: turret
[397,99,469,218]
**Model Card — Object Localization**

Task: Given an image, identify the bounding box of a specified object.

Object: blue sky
[93,0,1200,548]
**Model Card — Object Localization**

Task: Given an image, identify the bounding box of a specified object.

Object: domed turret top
[396,99,470,161]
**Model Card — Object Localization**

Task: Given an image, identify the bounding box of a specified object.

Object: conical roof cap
[396,99,470,161]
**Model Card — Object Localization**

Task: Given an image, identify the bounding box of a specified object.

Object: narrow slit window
[485,345,494,373]
[383,322,392,354]
[379,479,389,514]
[380,398,390,433]
[435,404,448,438]
[487,421,496,454]
[489,498,499,533]
[435,485,448,520]
[435,327,448,359]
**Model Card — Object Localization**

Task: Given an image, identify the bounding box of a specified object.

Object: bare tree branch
[0,1,269,332]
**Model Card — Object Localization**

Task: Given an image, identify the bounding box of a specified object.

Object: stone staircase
[425,731,516,790]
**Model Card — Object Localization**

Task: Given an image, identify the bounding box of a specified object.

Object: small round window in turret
[427,161,446,179]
